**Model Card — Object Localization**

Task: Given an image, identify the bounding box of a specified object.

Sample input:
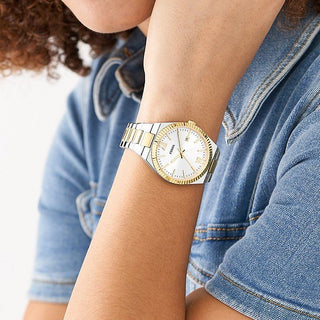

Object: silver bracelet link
[120,122,162,158]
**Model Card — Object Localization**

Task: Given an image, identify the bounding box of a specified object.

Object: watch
[119,120,220,185]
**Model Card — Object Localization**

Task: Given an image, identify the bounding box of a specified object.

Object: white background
[0,68,79,319]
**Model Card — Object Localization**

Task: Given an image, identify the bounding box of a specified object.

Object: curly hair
[0,0,319,78]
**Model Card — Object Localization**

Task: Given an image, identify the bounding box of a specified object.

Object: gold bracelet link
[120,123,155,148]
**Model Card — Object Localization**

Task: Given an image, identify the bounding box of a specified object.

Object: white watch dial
[152,123,211,184]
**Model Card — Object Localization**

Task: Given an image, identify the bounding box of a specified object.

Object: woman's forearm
[64,1,285,319]
[64,96,225,319]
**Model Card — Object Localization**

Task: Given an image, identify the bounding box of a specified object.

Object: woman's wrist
[137,83,229,141]
[138,0,286,138]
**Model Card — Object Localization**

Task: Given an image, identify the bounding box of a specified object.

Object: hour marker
[183,170,186,179]
[196,157,205,164]
[172,169,176,176]
[159,141,167,150]
[158,155,166,158]
[166,134,172,141]
[194,138,200,144]
[163,163,170,168]
[197,149,206,152]
[184,157,196,172]
[185,129,191,142]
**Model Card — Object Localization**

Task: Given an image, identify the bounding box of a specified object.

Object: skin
[24,0,285,319]
[62,0,155,33]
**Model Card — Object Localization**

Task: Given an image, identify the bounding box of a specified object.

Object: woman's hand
[138,0,285,135]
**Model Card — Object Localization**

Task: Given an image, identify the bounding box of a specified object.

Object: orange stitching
[195,226,247,233]
[249,215,260,222]
[218,270,320,319]
[187,271,206,286]
[32,278,76,285]
[193,236,243,242]
[189,259,213,278]
[89,181,98,188]
[94,201,106,207]
[123,47,133,58]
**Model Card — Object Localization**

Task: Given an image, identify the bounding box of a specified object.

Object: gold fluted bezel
[151,121,213,185]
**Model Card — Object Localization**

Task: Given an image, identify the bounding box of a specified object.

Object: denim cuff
[27,279,75,304]
[205,269,320,320]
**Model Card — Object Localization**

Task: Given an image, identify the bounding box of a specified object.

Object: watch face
[151,122,212,184]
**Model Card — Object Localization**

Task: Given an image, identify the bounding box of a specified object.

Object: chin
[63,0,155,33]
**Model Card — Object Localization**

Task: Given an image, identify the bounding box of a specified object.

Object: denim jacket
[28,7,320,319]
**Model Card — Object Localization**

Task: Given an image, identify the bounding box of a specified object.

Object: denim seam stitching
[231,17,320,136]
[294,90,320,124]
[32,278,76,285]
[194,226,247,232]
[218,270,320,319]
[189,259,214,279]
[284,90,320,152]
[76,189,93,238]
[27,295,70,304]
[227,17,320,142]
[93,57,123,121]
[248,215,261,222]
[228,106,237,126]
[89,187,97,227]
[187,271,206,286]
[193,236,243,241]
[222,106,237,131]
[222,120,229,134]
[247,137,274,215]
[81,77,90,156]
[293,90,320,124]
[94,201,106,207]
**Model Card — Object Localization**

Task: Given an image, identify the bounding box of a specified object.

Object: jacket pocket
[75,183,106,238]
[186,222,249,292]
[76,189,95,238]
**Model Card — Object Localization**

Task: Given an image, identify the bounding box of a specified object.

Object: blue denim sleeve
[205,101,320,319]
[27,78,91,303]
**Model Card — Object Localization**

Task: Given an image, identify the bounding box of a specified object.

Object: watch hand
[177,147,185,158]
[170,153,180,164]
[177,130,183,158]
[182,154,196,172]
